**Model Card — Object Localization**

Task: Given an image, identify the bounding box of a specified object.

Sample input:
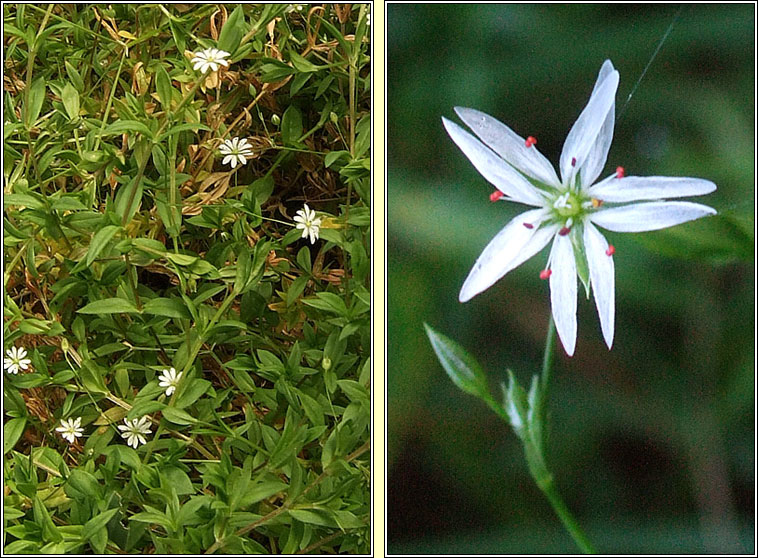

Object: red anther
[571,157,577,167]
[525,136,537,148]
[615,166,625,178]
[489,190,504,202]
[523,222,534,229]
[558,226,571,236]
[605,244,615,256]
[539,269,552,280]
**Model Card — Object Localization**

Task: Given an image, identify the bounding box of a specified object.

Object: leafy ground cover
[3,4,370,554]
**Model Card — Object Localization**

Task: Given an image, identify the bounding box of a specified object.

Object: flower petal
[588,176,717,203]
[583,222,614,349]
[549,234,577,356]
[459,209,551,302]
[590,201,717,232]
[560,65,619,186]
[579,60,617,188]
[442,117,546,206]
[453,107,561,187]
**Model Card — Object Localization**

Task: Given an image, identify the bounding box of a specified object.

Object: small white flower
[55,417,84,444]
[158,367,182,396]
[218,137,254,169]
[190,48,231,73]
[118,416,152,448]
[443,59,717,356]
[4,346,31,374]
[294,204,322,244]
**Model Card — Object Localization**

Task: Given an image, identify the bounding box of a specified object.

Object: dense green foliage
[4,4,370,554]
[388,4,753,554]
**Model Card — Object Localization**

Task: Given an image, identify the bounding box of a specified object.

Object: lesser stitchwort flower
[294,204,322,244]
[4,346,31,374]
[443,59,717,356]
[118,416,152,448]
[191,48,231,73]
[158,367,182,396]
[219,137,254,168]
[56,417,84,444]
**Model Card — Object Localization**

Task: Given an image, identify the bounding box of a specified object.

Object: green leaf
[142,297,191,319]
[161,407,197,426]
[33,494,63,543]
[4,418,26,454]
[61,82,80,120]
[217,5,245,53]
[102,120,153,138]
[289,51,321,73]
[424,323,489,398]
[78,298,140,315]
[302,292,349,316]
[155,65,173,111]
[240,475,288,507]
[83,508,119,538]
[281,105,303,146]
[114,176,143,224]
[65,60,84,91]
[157,122,211,142]
[165,253,198,266]
[24,77,46,129]
[85,225,120,266]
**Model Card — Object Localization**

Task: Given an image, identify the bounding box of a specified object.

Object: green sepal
[570,223,591,299]
[502,370,529,440]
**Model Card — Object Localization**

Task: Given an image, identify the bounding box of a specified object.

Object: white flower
[191,48,231,73]
[4,346,31,374]
[118,416,152,448]
[294,204,322,244]
[56,417,84,444]
[158,367,182,396]
[218,137,254,168]
[443,59,717,356]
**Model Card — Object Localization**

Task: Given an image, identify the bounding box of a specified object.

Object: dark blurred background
[387,4,754,554]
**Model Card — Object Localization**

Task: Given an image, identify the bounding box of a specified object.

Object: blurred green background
[387,4,754,555]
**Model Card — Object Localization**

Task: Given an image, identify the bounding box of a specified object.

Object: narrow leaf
[85,225,120,266]
[424,323,489,398]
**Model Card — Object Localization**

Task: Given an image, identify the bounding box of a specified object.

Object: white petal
[237,154,247,166]
[453,107,561,187]
[459,209,551,302]
[222,155,235,167]
[442,117,546,206]
[560,66,619,186]
[549,234,577,356]
[590,201,717,232]
[588,176,717,203]
[578,60,617,188]
[583,222,614,349]
[209,62,219,72]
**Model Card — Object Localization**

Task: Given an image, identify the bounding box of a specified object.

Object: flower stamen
[490,190,504,202]
[571,157,577,167]
[605,244,616,256]
[523,222,534,229]
[525,136,537,148]
[539,269,552,280]
[591,198,604,208]
[616,166,625,178]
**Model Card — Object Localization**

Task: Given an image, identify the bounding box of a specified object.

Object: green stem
[540,477,596,553]
[533,316,596,554]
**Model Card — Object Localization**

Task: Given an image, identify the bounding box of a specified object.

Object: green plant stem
[533,317,596,554]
